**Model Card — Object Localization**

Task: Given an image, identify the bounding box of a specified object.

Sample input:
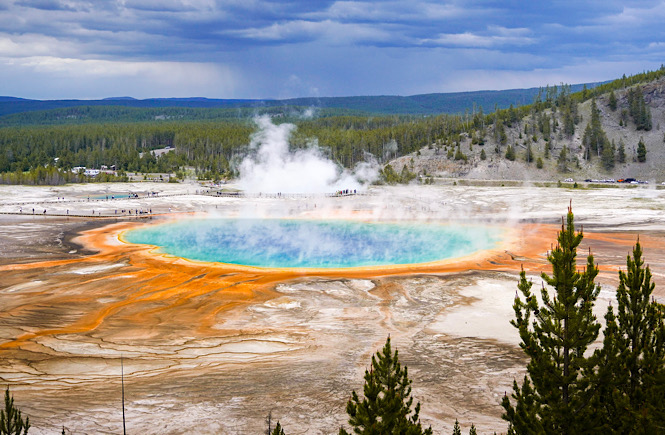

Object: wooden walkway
[0,211,154,219]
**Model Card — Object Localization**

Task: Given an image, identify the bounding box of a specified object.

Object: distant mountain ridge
[102,97,137,101]
[0,82,604,119]
[0,97,30,102]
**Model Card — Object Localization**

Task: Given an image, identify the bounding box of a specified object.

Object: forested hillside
[387,66,665,183]
[0,106,363,127]
[0,114,458,184]
[0,67,663,185]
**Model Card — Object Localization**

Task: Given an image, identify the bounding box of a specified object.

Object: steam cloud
[237,116,378,194]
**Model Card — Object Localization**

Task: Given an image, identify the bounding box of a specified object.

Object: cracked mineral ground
[1,183,665,434]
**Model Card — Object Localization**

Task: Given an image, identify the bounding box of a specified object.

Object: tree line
[0,114,470,183]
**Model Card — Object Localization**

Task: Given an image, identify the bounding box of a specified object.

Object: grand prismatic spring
[123,219,503,268]
[2,183,665,434]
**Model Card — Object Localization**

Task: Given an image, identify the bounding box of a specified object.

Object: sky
[1,0,664,100]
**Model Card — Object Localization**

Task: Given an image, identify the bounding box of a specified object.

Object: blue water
[92,194,134,199]
[124,219,502,268]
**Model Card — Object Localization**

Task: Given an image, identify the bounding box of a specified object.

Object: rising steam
[237,116,378,194]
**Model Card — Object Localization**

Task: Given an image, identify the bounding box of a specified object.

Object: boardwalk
[0,188,373,219]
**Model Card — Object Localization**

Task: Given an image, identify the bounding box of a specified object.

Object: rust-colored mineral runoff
[1,184,665,434]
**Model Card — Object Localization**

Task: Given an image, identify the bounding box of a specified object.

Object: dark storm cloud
[123,0,199,13]
[1,0,664,98]
[15,0,76,11]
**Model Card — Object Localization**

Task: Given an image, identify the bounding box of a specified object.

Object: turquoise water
[92,194,134,199]
[124,219,502,268]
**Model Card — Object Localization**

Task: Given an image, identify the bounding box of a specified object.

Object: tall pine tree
[272,422,286,435]
[525,143,533,163]
[594,241,665,432]
[502,207,601,434]
[601,139,616,170]
[0,388,29,435]
[608,90,618,111]
[617,140,626,164]
[452,419,461,435]
[340,337,432,435]
[627,87,653,131]
[557,145,568,172]
[637,139,647,162]
[582,98,610,161]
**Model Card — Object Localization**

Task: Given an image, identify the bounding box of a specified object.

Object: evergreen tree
[0,388,29,435]
[640,100,652,131]
[595,241,665,432]
[380,164,400,185]
[538,113,551,139]
[400,165,417,182]
[468,424,477,435]
[452,419,461,435]
[557,145,568,172]
[536,157,544,169]
[563,108,575,137]
[627,87,653,131]
[340,337,432,435]
[617,140,626,164]
[477,130,485,145]
[582,125,592,161]
[637,139,647,162]
[563,107,575,137]
[593,296,629,432]
[502,207,602,434]
[480,149,487,161]
[582,98,610,160]
[608,90,618,111]
[272,422,286,435]
[601,139,616,170]
[508,104,519,126]
[505,145,515,161]
[495,120,507,145]
[525,143,533,163]
[454,146,467,162]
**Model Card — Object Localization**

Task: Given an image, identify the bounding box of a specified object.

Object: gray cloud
[1,0,663,98]
[123,0,199,13]
[15,0,76,11]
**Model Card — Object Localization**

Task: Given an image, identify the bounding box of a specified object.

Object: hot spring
[123,219,503,269]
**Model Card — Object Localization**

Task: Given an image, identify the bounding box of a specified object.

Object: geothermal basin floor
[1,183,665,434]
